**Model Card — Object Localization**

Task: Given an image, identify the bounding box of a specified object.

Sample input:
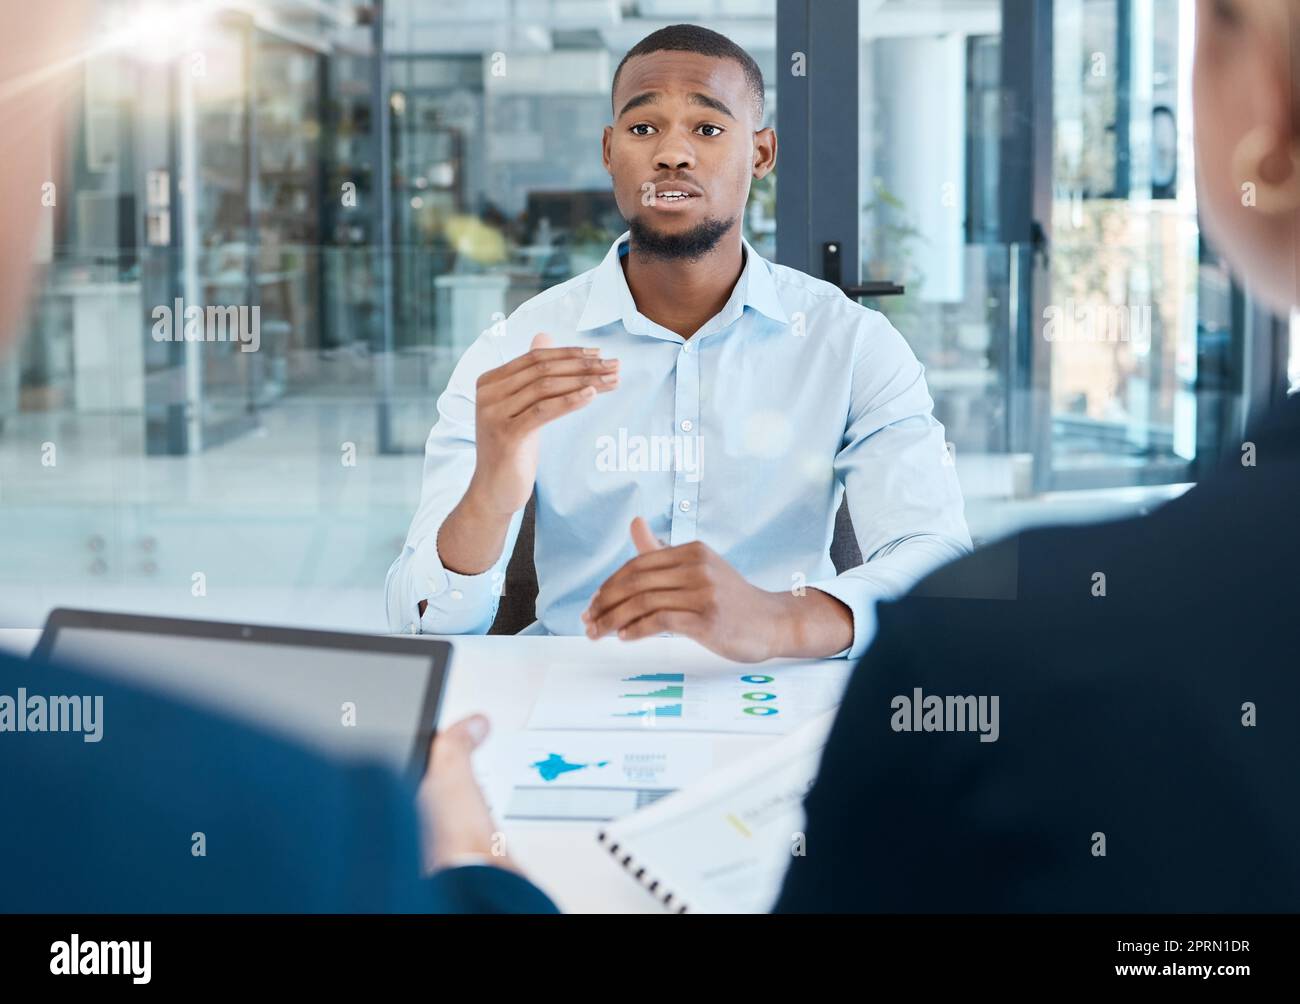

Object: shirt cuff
[803,578,879,661]
[406,528,502,635]
[437,851,498,870]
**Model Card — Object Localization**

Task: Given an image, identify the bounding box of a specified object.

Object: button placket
[670,337,702,547]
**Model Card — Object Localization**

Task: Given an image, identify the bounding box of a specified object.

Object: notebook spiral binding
[596,829,690,914]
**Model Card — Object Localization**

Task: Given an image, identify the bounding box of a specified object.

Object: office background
[1,0,1295,632]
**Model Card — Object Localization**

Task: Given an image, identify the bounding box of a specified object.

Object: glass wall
[1047,0,1200,487]
[0,0,387,630]
[854,0,1258,545]
[857,0,1013,514]
[0,0,777,631]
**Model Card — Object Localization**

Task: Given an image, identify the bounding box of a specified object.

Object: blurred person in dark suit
[775,0,1300,911]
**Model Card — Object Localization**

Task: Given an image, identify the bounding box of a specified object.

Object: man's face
[603,50,776,260]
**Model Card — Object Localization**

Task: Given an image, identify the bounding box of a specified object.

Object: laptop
[31,609,452,776]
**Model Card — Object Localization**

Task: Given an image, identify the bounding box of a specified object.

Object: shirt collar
[575,229,789,334]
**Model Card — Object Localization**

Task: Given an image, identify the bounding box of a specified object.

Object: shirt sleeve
[804,310,973,660]
[384,332,529,635]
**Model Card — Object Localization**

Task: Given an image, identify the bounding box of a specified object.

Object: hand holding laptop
[419,713,518,874]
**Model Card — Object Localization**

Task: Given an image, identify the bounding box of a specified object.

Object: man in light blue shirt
[386,25,971,662]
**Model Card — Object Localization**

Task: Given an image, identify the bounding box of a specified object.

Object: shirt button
[680,419,693,432]
[403,623,417,635]
[679,500,691,512]
[682,341,692,353]
[449,589,463,601]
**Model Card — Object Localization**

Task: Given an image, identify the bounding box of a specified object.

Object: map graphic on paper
[529,753,610,782]
[481,731,715,823]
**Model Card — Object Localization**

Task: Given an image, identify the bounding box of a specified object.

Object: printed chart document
[527,661,851,734]
[595,711,836,913]
[479,731,714,823]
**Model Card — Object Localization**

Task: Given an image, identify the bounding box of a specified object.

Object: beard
[627,212,737,262]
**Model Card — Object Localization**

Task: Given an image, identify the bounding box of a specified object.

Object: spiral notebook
[595,711,836,913]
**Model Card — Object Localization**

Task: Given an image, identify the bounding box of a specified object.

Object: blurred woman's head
[1195,0,1300,314]
[0,1,85,351]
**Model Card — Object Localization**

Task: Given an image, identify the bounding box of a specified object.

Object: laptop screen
[46,627,442,771]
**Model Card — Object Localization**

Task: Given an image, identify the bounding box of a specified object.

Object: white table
[0,629,838,913]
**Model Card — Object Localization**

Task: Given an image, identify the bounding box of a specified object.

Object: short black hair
[611,24,765,125]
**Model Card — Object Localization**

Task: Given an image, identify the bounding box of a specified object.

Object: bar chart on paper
[526,663,852,734]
